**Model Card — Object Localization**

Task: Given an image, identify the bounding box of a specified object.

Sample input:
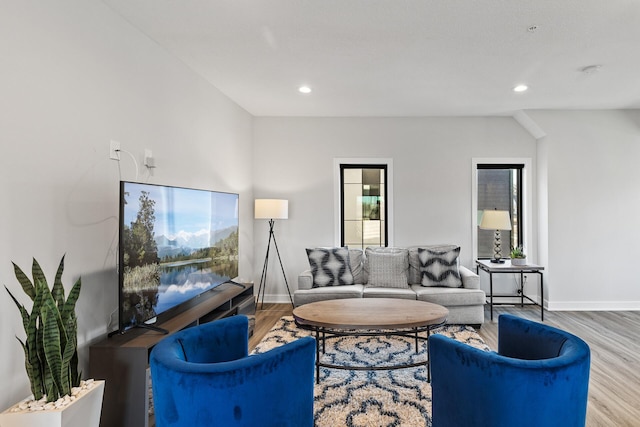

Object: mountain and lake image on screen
[119,181,239,331]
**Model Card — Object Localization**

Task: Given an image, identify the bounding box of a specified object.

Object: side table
[476,259,545,321]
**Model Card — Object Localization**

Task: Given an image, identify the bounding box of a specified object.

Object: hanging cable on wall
[115,148,140,181]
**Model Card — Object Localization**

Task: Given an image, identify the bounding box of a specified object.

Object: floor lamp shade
[479,210,512,263]
[255,199,289,220]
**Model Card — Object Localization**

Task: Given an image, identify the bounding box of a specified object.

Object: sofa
[295,246,486,326]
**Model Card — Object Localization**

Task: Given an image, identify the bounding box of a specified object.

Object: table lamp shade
[479,210,512,231]
[255,199,289,220]
[479,209,512,263]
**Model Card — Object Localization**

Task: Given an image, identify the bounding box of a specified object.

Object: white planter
[511,258,527,266]
[0,380,104,427]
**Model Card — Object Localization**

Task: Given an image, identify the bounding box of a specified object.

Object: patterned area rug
[252,316,490,427]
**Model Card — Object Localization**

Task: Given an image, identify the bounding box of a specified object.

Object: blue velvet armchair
[429,314,590,427]
[150,315,316,427]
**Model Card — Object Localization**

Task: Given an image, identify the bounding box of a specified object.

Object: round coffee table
[292,298,449,383]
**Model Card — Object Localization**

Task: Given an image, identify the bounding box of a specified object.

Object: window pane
[343,184,363,220]
[363,220,382,245]
[379,179,386,221]
[344,220,363,249]
[343,169,362,184]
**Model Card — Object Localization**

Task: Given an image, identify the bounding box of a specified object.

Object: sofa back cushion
[364,247,409,288]
[306,247,355,287]
[348,248,365,284]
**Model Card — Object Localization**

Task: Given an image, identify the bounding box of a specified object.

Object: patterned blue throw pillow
[306,247,355,288]
[418,246,462,287]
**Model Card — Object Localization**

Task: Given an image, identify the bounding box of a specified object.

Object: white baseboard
[254,294,293,305]
[546,300,640,311]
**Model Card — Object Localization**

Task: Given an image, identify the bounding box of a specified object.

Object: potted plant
[510,245,527,266]
[1,255,104,427]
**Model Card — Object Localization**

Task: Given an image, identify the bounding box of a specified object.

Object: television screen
[118,181,239,332]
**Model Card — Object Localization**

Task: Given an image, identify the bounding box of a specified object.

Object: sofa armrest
[460,266,480,289]
[298,270,313,290]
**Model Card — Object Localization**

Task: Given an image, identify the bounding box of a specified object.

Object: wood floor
[250,303,640,427]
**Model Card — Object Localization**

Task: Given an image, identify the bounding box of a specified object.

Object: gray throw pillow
[365,247,409,288]
[418,246,462,287]
[306,247,355,287]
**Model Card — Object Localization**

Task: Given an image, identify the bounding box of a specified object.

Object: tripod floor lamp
[255,199,294,308]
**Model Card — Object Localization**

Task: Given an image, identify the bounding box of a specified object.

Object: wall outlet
[144,149,155,168]
[110,140,121,160]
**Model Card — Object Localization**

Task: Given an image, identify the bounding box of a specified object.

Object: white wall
[0,0,253,410]
[529,110,640,310]
[254,112,640,311]
[252,117,537,301]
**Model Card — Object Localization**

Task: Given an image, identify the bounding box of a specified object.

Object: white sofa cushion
[294,284,365,306]
[363,286,417,299]
[411,284,485,306]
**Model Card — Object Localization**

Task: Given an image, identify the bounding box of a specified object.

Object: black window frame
[340,164,389,248]
[477,163,524,259]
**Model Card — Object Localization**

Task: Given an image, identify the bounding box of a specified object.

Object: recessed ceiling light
[513,85,528,93]
[298,86,312,94]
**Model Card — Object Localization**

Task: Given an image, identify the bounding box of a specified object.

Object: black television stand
[90,282,255,427]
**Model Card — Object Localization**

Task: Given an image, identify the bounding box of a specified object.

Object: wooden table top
[292,298,449,330]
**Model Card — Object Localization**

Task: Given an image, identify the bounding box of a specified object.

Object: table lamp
[479,209,512,263]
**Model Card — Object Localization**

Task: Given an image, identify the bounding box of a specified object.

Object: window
[340,165,388,249]
[477,164,523,259]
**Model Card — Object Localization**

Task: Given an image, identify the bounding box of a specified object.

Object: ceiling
[103,0,640,117]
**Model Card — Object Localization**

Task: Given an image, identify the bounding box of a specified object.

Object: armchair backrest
[157,315,250,365]
[429,314,591,427]
[498,313,574,359]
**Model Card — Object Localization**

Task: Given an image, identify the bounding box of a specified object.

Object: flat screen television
[118,181,239,333]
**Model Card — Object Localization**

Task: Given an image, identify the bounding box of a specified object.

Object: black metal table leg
[489,271,494,320]
[315,327,320,384]
[540,271,544,321]
[520,271,525,307]
[427,327,432,383]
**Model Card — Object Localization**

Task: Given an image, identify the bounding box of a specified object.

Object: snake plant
[5,255,82,402]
